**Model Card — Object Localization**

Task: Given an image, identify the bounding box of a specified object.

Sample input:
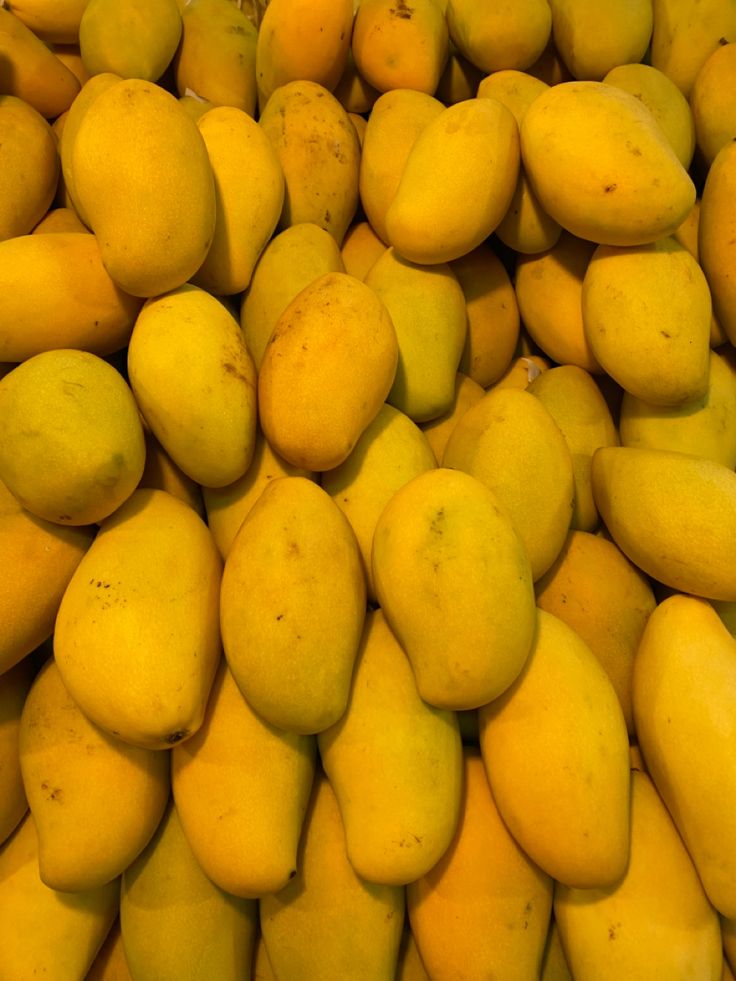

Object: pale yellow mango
[633,594,736,918]
[19,659,170,893]
[591,445,736,601]
[650,0,736,97]
[372,467,536,709]
[421,372,485,465]
[385,96,520,264]
[120,801,258,981]
[258,79,360,245]
[521,80,696,246]
[0,350,145,526]
[5,0,88,44]
[555,769,723,980]
[257,271,398,471]
[700,138,736,345]
[317,608,463,885]
[260,773,405,980]
[220,476,366,734]
[192,105,284,296]
[479,609,631,888]
[0,658,34,847]
[443,386,575,581]
[691,42,736,166]
[0,96,58,242]
[172,660,316,897]
[548,0,653,80]
[54,488,223,749]
[340,219,386,280]
[72,78,216,297]
[446,0,552,73]
[407,748,553,980]
[79,0,182,81]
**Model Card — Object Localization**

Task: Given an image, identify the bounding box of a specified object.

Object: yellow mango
[541,920,574,981]
[372,467,536,709]
[364,247,467,422]
[407,747,553,979]
[32,206,88,234]
[257,271,398,471]
[258,79,361,245]
[50,44,90,87]
[479,609,631,888]
[700,138,736,345]
[446,0,552,73]
[240,221,345,370]
[582,236,712,405]
[359,87,445,245]
[0,233,143,362]
[671,198,729,346]
[5,0,88,44]
[555,769,723,980]
[477,68,550,121]
[650,0,736,98]
[79,0,182,81]
[352,0,449,96]
[527,35,574,86]
[435,43,485,105]
[19,659,170,893]
[332,46,381,114]
[490,353,550,391]
[260,773,405,980]
[317,608,463,885]
[421,371,485,465]
[172,660,316,897]
[691,42,736,166]
[178,91,213,122]
[592,446,736,601]
[340,219,386,280]
[138,428,205,520]
[385,96,520,264]
[396,929,431,981]
[0,96,58,242]
[220,476,366,734]
[535,529,657,735]
[192,106,284,296]
[84,919,132,981]
[54,488,223,750]
[521,80,696,246]
[443,386,575,581]
[255,0,353,109]
[71,77,216,297]
[120,801,258,981]
[633,594,736,918]
[0,350,145,526]
[603,62,696,169]
[0,812,119,980]
[174,0,258,116]
[0,658,34,848]
[547,0,653,80]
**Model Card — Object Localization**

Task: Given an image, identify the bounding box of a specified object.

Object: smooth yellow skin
[385,96,520,264]
[240,221,345,370]
[19,659,170,893]
[138,429,205,521]
[582,236,712,405]
[5,0,88,44]
[85,918,133,981]
[446,0,552,73]
[193,105,284,296]
[0,657,34,847]
[260,773,405,980]
[322,402,437,600]
[0,95,58,241]
[395,929,431,981]
[633,595,736,918]
[603,62,696,169]
[120,801,258,981]
[255,0,353,109]
[535,529,657,736]
[172,660,316,898]
[257,271,398,471]
[359,87,445,245]
[548,0,653,80]
[700,139,736,345]
[128,284,257,489]
[54,488,223,750]
[0,350,145,526]
[0,812,119,981]
[318,608,463,885]
[541,921,574,981]
[259,79,360,246]
[0,478,94,674]
[79,0,182,81]
[555,769,723,980]
[671,198,728,346]
[691,42,736,166]
[0,7,80,118]
[365,247,467,422]
[443,386,575,582]
[0,233,143,362]
[340,219,386,280]
[408,748,553,980]
[521,80,696,247]
[650,0,736,97]
[72,78,216,298]
[352,0,449,96]
[220,476,366,734]
[479,609,631,889]
[421,371,485,465]
[372,468,537,709]
[32,206,88,234]
[592,446,736,602]
[332,46,381,114]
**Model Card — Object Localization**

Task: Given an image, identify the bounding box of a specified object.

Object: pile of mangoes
[1,0,736,977]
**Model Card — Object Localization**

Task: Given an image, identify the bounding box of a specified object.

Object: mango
[0,658,35,848]
[5,0,88,44]
[691,42,736,167]
[78,0,182,81]
[0,95,59,242]
[547,0,653,80]
[340,219,386,280]
[650,0,736,97]
[420,372,485,465]
[699,138,736,345]
[446,0,552,73]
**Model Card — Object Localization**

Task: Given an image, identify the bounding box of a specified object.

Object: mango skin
[0,95,58,242]
[699,139,736,345]
[0,658,35,848]
[79,0,182,82]
[446,0,552,73]
[548,0,653,81]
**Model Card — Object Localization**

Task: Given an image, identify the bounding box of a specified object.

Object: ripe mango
[446,0,552,73]
[0,95,58,242]
[699,138,736,345]
[547,0,653,80]
[78,0,182,81]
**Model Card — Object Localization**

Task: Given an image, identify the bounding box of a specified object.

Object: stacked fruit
[1,0,736,978]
